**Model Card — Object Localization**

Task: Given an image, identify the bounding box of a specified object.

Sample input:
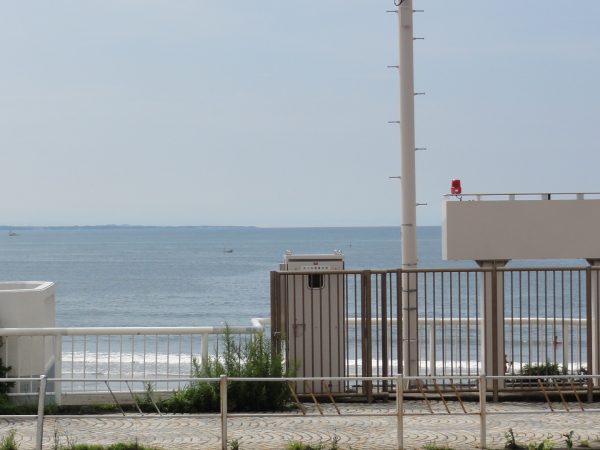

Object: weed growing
[0,429,18,450]
[161,330,291,413]
[520,362,566,376]
[422,443,453,450]
[504,428,522,449]
[563,430,574,450]
[526,436,554,450]
[59,444,162,450]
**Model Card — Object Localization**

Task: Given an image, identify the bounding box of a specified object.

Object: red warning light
[451,179,462,195]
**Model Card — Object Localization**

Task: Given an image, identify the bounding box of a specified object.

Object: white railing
[0,315,587,399]
[0,318,270,400]
[4,373,600,450]
[443,192,600,201]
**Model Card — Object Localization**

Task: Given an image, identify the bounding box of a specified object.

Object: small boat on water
[8,230,18,237]
[223,248,233,253]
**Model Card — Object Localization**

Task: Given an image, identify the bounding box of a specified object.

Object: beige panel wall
[443,199,600,260]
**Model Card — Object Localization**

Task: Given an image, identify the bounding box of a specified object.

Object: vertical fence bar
[397,373,403,450]
[220,375,228,450]
[54,335,62,404]
[491,266,499,400]
[479,373,486,450]
[586,266,593,400]
[36,375,47,450]
[382,273,389,392]
[362,270,373,401]
[396,270,403,378]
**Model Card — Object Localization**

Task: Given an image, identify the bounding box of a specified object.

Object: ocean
[0,226,460,328]
[0,225,583,329]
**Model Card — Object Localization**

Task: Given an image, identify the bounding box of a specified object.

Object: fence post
[36,375,47,450]
[397,373,404,450]
[479,373,486,450]
[361,270,373,402]
[270,271,282,356]
[202,333,209,368]
[478,261,507,396]
[586,265,596,395]
[220,375,228,450]
[381,273,388,392]
[54,335,62,405]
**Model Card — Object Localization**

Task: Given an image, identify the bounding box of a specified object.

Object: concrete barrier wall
[0,282,55,382]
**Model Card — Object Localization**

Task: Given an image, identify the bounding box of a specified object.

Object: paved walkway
[3,401,600,449]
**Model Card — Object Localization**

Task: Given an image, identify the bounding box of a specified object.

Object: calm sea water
[0,226,581,329]
[0,226,454,328]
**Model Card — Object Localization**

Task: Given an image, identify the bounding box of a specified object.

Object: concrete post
[477,260,508,393]
[398,0,419,379]
[587,260,600,385]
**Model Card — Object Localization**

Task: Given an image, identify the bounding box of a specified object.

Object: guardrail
[2,374,600,450]
[2,265,597,400]
[0,318,269,398]
[443,192,600,200]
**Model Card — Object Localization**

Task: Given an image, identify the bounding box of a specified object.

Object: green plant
[285,442,323,450]
[330,435,340,450]
[228,438,240,450]
[61,444,162,450]
[422,443,452,450]
[504,428,521,449]
[161,329,291,413]
[0,359,14,396]
[520,362,565,376]
[563,431,574,450]
[526,437,553,450]
[0,429,18,450]
[135,383,158,412]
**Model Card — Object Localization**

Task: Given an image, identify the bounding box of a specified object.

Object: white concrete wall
[443,199,600,260]
[0,282,56,381]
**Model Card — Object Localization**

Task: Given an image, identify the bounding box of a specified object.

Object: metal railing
[4,373,600,450]
[271,265,596,396]
[0,265,597,400]
[443,192,600,201]
[0,319,269,399]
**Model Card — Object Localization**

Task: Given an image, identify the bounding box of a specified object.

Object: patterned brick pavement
[2,401,600,449]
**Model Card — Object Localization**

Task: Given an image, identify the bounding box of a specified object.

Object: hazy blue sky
[2,1,599,227]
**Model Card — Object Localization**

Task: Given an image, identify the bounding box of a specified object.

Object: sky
[1,1,599,227]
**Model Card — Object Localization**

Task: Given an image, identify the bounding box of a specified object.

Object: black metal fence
[271,266,595,397]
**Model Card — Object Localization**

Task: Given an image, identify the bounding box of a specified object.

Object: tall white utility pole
[398,0,418,377]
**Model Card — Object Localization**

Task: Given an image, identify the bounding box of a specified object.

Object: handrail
[443,192,600,198]
[0,317,270,336]
[7,373,600,450]
[275,266,594,275]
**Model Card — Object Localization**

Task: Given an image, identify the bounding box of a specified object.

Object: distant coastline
[0,225,440,230]
[0,224,260,230]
